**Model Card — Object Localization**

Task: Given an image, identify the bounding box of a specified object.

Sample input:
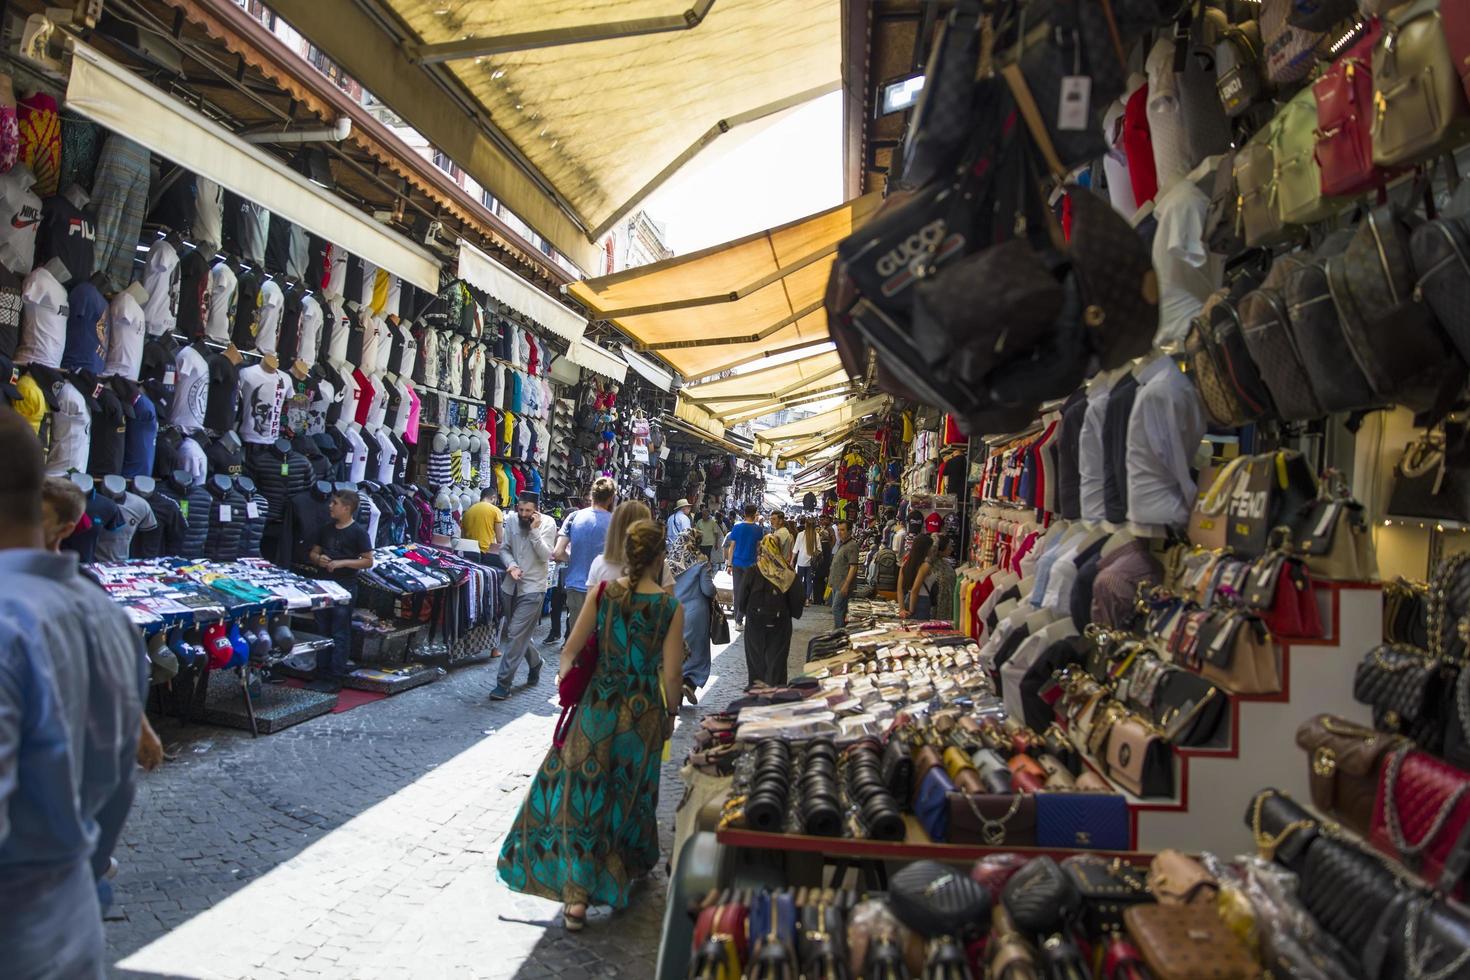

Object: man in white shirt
[490,492,557,702]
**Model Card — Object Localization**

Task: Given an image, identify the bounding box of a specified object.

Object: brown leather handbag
[1294,713,1404,836]
[1147,849,1219,906]
[947,792,1038,846]
[1124,904,1258,979]
[1106,715,1175,798]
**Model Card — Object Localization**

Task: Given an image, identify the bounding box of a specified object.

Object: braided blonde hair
[621,520,666,608]
[602,500,652,566]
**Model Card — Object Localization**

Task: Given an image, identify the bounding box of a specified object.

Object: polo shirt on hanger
[237,362,288,445]
[87,376,129,476]
[15,264,66,368]
[351,369,376,427]
[205,260,238,344]
[253,278,284,355]
[395,320,417,379]
[61,279,107,374]
[104,288,145,380]
[141,238,180,337]
[324,296,349,364]
[374,426,397,483]
[324,244,347,296]
[1077,377,1113,522]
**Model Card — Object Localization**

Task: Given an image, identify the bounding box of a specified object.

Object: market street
[106,610,829,979]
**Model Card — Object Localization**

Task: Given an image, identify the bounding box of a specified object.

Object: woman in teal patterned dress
[498,520,685,930]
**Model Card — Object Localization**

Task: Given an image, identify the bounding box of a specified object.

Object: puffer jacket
[237,480,269,560]
[203,477,248,562]
[245,443,312,522]
[161,478,212,558]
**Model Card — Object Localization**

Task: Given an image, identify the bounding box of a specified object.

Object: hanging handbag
[1352,644,1451,753]
[1244,787,1319,870]
[1372,0,1470,168]
[1384,578,1432,647]
[1060,855,1153,935]
[1105,714,1175,798]
[1297,834,1400,962]
[1261,0,1330,85]
[1204,150,1245,255]
[897,0,984,189]
[1185,275,1274,427]
[1225,451,1318,560]
[709,593,730,646]
[1369,745,1470,897]
[1235,127,1295,248]
[1410,209,1470,365]
[946,792,1038,846]
[1296,713,1406,836]
[1002,856,1082,938]
[1188,461,1241,550]
[1329,204,1467,414]
[1123,904,1257,980]
[1445,668,1470,771]
[1428,550,1470,663]
[1388,425,1470,522]
[1274,85,1342,224]
[1238,254,1327,421]
[553,581,607,747]
[1313,22,1389,197]
[1215,19,1269,116]
[1197,609,1281,695]
[1286,229,1380,413]
[1244,534,1323,639]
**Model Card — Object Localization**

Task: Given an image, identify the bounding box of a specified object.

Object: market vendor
[308,489,374,691]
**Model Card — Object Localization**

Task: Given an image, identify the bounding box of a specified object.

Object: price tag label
[1057,76,1092,131]
[1313,502,1341,539]
[163,370,176,387]
[218,505,232,523]
[246,501,259,520]
[280,462,289,477]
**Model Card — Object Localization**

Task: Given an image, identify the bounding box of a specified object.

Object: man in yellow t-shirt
[461,488,504,557]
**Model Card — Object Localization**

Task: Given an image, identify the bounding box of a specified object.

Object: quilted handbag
[1002,856,1082,937]
[946,792,1037,846]
[1428,550,1470,663]
[914,766,957,842]
[1123,904,1257,979]
[1369,745,1470,896]
[1235,128,1295,248]
[1244,543,1323,639]
[1034,791,1131,850]
[1353,644,1450,753]
[1372,0,1470,167]
[1225,451,1318,561]
[1238,254,1326,421]
[1384,578,1432,647]
[1204,150,1244,255]
[1313,22,1388,197]
[1243,787,1319,871]
[1296,713,1406,836]
[1261,0,1329,85]
[1446,669,1470,772]
[1060,855,1153,935]
[1215,19,1269,116]
[1285,229,1379,413]
[1388,425,1470,523]
[1328,204,1465,414]
[1410,209,1470,366]
[1197,609,1281,695]
[1298,834,1400,960]
[888,859,991,939]
[1105,714,1175,798]
[1363,892,1470,980]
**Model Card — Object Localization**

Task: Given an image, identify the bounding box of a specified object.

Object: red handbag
[1312,22,1387,196]
[1444,0,1470,102]
[553,581,607,747]
[1244,550,1323,639]
[1370,746,1470,897]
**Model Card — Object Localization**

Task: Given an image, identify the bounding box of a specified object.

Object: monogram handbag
[1185,274,1273,427]
[1059,855,1153,935]
[897,0,984,189]
[1225,450,1317,560]
[1124,904,1258,980]
[1285,229,1380,414]
[1260,0,1329,85]
[1313,21,1388,197]
[1372,0,1470,168]
[1105,714,1175,798]
[1352,644,1450,753]
[1244,787,1319,871]
[1296,715,1405,836]
[1196,609,1281,695]
[1388,425,1470,523]
[1330,204,1467,414]
[1272,85,1341,225]
[946,792,1037,846]
[1369,745,1470,897]
[1410,209,1470,365]
[1035,792,1131,850]
[1244,541,1322,639]
[1238,254,1326,421]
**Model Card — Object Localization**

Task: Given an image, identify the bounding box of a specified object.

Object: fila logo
[67,217,96,241]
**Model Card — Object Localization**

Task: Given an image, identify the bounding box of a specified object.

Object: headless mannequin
[132,475,156,496]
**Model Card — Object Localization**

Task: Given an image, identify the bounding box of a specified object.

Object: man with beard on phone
[489,492,557,702]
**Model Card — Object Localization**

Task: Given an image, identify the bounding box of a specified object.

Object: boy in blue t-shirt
[723,503,766,628]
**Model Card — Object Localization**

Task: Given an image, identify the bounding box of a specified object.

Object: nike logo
[11,217,37,229]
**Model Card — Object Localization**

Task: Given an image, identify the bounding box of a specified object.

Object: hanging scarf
[757,534,796,593]
[666,529,705,580]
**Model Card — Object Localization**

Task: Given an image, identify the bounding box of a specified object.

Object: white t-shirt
[15,265,67,368]
[324,244,348,296]
[104,289,146,380]
[1152,179,1223,349]
[237,362,288,444]
[0,166,42,276]
[205,261,238,344]
[342,424,368,482]
[366,373,389,429]
[236,202,268,266]
[792,530,818,569]
[359,311,384,375]
[193,177,224,253]
[142,238,180,337]
[253,278,284,356]
[586,554,676,591]
[373,426,397,482]
[324,296,349,364]
[395,320,417,379]
[46,379,91,476]
[307,378,334,435]
[338,362,362,425]
[1146,38,1193,195]
[296,294,324,366]
[169,344,210,432]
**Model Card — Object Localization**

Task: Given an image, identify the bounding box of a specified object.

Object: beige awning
[567,194,881,380]
[267,0,840,273]
[754,394,888,447]
[774,424,862,466]
[684,350,852,420]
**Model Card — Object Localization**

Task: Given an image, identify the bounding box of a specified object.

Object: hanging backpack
[1411,186,1470,365]
[1371,0,1470,168]
[1235,126,1296,248]
[1185,268,1273,427]
[1313,22,1389,197]
[1204,150,1245,255]
[1215,19,1269,116]
[1239,254,1326,421]
[1273,86,1342,225]
[1282,229,1378,413]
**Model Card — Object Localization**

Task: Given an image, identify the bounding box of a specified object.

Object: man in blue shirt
[0,408,148,979]
[551,477,616,641]
[666,497,693,549]
[723,503,766,629]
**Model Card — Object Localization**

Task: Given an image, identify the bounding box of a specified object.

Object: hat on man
[518,491,540,505]
[675,498,691,510]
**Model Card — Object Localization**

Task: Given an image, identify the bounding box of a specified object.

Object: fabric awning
[267,0,840,274]
[673,395,726,440]
[621,346,676,392]
[775,424,861,466]
[65,41,441,292]
[685,350,854,422]
[565,340,629,382]
[754,394,888,447]
[567,194,881,380]
[458,242,587,343]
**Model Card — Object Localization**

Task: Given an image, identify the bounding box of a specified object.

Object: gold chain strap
[1250,790,1316,860]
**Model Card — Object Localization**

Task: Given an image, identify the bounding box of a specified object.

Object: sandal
[563,903,587,931]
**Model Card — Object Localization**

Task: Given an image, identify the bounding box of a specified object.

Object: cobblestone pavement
[107,597,834,979]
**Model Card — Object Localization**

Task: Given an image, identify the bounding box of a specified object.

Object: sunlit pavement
[106,603,832,979]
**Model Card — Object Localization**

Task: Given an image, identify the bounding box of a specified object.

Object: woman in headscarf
[670,528,715,705]
[735,534,805,686]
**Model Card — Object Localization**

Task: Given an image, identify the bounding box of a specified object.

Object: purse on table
[1034,791,1131,851]
[1123,903,1257,979]
[1295,713,1405,837]
[946,792,1037,846]
[1146,849,1218,906]
[1362,892,1470,980]
[1369,745,1470,897]
[1060,855,1154,935]
[888,859,991,940]
[1352,644,1450,754]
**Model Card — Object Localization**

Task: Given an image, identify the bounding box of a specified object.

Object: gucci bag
[1296,713,1405,836]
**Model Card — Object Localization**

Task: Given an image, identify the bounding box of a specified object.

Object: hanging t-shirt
[121,388,156,478]
[352,368,377,427]
[324,243,347,296]
[395,320,417,380]
[234,200,268,267]
[141,238,181,337]
[36,192,96,281]
[0,165,42,276]
[373,426,397,483]
[168,344,209,432]
[324,296,349,364]
[254,277,284,355]
[61,279,108,374]
[1152,179,1223,349]
[103,288,146,380]
[87,378,129,477]
[175,249,209,339]
[194,177,223,253]
[204,352,239,433]
[1102,97,1138,219]
[342,424,368,482]
[1146,38,1193,195]
[15,264,66,368]
[0,266,22,359]
[237,362,288,445]
[205,260,237,344]
[46,378,90,475]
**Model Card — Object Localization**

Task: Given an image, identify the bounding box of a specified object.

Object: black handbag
[888,860,991,939]
[1002,857,1082,938]
[881,737,914,809]
[1298,835,1400,961]
[1412,212,1470,367]
[709,595,730,646]
[1286,229,1380,413]
[1388,425,1470,523]
[1238,254,1325,421]
[1215,17,1269,115]
[1243,787,1318,871]
[1059,855,1154,935]
[1225,450,1318,560]
[1352,644,1451,754]
[1153,669,1227,747]
[1363,891,1470,980]
[1446,667,1470,773]
[1429,550,1470,665]
[898,0,985,189]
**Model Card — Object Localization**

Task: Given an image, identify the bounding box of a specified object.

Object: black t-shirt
[232,271,260,350]
[204,352,238,433]
[89,381,129,476]
[37,195,97,283]
[315,520,372,581]
[176,249,209,339]
[205,435,244,477]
